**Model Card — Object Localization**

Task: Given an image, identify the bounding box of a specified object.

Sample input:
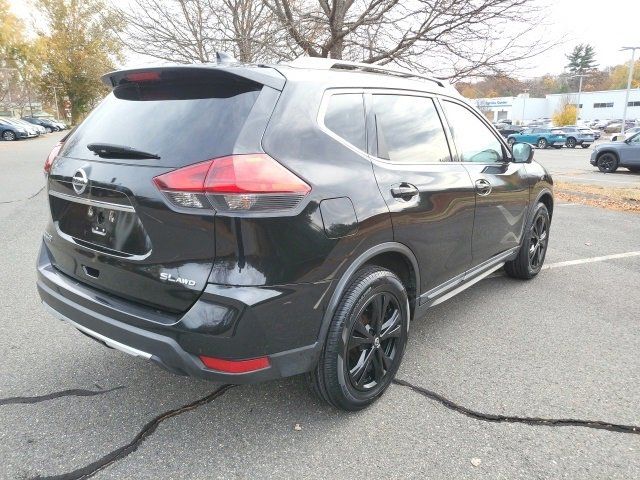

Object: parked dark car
[497,125,524,138]
[0,117,31,141]
[590,131,640,173]
[23,116,61,132]
[37,59,554,410]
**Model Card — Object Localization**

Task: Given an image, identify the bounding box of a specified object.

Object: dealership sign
[477,99,512,107]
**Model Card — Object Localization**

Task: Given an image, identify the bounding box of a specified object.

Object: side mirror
[512,142,534,164]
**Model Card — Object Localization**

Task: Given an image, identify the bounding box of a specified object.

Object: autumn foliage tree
[36,0,125,123]
[552,96,577,127]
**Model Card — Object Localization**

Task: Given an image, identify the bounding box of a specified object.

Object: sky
[8,0,640,79]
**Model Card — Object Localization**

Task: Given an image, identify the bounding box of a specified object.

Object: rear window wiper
[87,143,160,159]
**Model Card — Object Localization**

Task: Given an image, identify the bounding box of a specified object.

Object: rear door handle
[475,178,492,196]
[390,183,419,200]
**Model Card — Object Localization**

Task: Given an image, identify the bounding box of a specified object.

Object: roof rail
[288,57,447,89]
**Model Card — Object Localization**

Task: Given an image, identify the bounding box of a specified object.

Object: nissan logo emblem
[72,168,89,195]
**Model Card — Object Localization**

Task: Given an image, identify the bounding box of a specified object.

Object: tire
[581,144,590,149]
[537,138,548,149]
[2,130,16,141]
[507,137,516,147]
[504,203,550,280]
[45,127,52,133]
[596,153,618,173]
[553,145,563,149]
[308,266,409,411]
[566,137,577,148]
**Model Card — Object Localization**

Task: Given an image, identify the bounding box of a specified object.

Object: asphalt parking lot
[1,134,639,479]
[535,143,640,188]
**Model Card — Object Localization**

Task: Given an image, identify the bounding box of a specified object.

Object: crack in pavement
[0,185,45,204]
[33,384,235,480]
[394,378,639,435]
[0,386,124,406]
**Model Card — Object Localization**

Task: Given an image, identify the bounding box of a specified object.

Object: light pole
[620,46,640,134]
[570,73,588,124]
[521,89,528,124]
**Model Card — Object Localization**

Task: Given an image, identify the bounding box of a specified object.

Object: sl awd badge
[159,272,196,287]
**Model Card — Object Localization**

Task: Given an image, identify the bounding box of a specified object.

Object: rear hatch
[45,66,282,313]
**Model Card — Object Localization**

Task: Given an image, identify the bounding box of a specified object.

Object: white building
[472,88,640,123]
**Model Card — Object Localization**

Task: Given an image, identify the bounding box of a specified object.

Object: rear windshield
[62,71,262,167]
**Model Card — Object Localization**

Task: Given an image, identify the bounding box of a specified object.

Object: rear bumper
[36,242,323,383]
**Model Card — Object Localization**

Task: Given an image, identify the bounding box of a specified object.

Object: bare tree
[263,0,555,80]
[116,0,554,81]
[118,0,283,63]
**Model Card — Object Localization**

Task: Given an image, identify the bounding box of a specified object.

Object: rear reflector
[199,355,270,373]
[153,154,310,212]
[44,141,63,173]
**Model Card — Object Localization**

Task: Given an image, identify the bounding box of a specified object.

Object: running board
[427,262,504,307]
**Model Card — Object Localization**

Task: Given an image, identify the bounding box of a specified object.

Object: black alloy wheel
[528,212,549,271]
[566,137,577,148]
[597,153,618,173]
[504,202,550,279]
[308,266,409,410]
[346,292,402,391]
[537,138,548,149]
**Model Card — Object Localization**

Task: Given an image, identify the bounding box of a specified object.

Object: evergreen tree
[566,44,598,74]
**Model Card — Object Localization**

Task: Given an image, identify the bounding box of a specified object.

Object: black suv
[37,58,553,410]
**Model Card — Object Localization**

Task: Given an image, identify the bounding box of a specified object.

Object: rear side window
[442,101,504,163]
[62,70,262,167]
[323,94,365,151]
[372,95,451,163]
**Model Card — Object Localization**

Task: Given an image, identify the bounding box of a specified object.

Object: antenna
[216,52,237,64]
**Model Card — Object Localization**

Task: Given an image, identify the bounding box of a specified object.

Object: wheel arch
[596,149,620,162]
[536,189,554,219]
[318,242,420,347]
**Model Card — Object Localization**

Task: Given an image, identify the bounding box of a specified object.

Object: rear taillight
[124,71,161,82]
[44,141,63,173]
[153,154,311,212]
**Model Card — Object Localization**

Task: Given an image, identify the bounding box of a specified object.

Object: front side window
[442,101,504,163]
[323,93,366,151]
[371,94,451,163]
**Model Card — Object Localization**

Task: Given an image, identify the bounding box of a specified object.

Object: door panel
[440,99,530,266]
[618,135,640,164]
[463,162,529,263]
[366,93,475,294]
[372,162,476,293]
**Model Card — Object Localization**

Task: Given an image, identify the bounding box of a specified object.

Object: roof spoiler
[101,63,285,91]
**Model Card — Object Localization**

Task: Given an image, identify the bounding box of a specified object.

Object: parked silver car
[560,125,593,148]
[590,132,640,173]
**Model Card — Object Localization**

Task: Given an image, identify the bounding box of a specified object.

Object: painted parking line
[487,250,640,279]
[542,251,640,270]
